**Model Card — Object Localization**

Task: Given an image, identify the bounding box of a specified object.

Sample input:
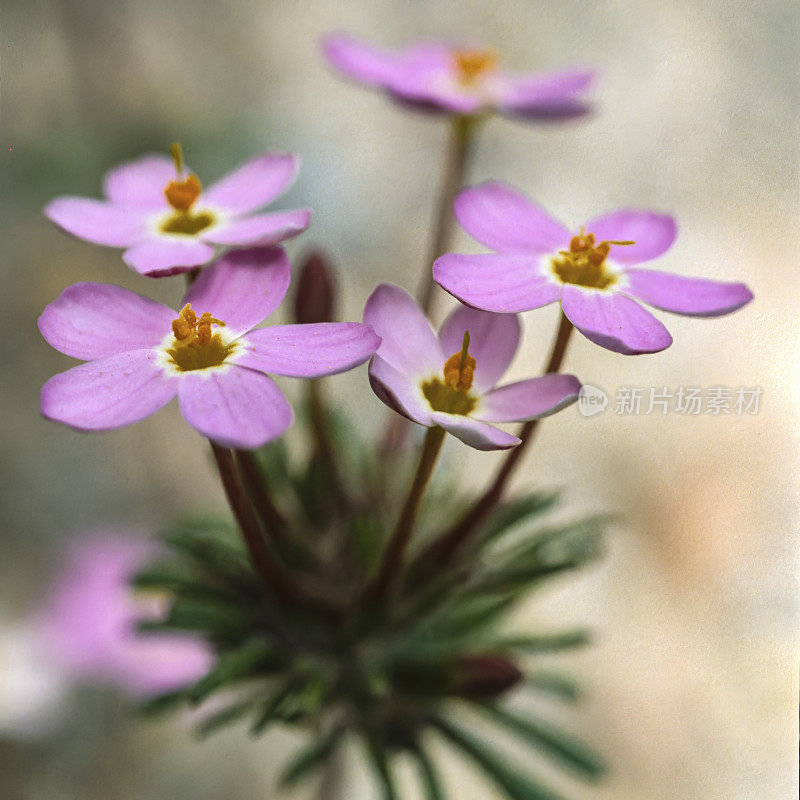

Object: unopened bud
[453,654,523,700]
[294,249,337,324]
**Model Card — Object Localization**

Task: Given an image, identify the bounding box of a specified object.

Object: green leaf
[496,631,590,654]
[279,725,345,789]
[430,717,565,800]
[362,734,399,800]
[477,704,605,780]
[477,493,560,549]
[136,689,188,716]
[188,640,278,703]
[139,596,248,640]
[524,671,581,702]
[250,679,299,735]
[414,748,446,800]
[196,699,254,738]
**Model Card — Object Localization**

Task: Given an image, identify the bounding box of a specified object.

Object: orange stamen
[453,48,498,84]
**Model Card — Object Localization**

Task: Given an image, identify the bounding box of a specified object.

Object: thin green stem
[420,313,575,569]
[209,442,296,603]
[417,115,480,315]
[369,426,447,599]
[307,378,350,514]
[234,449,289,538]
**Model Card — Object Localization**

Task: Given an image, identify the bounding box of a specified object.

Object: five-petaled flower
[45,146,311,277]
[323,33,594,120]
[39,247,380,449]
[433,181,753,355]
[37,531,212,697]
[363,284,581,451]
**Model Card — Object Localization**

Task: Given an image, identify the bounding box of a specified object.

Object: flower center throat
[160,143,215,236]
[166,303,234,372]
[453,48,498,85]
[551,230,634,290]
[422,331,477,415]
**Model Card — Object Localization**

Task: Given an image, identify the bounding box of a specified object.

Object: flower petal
[430,413,520,451]
[238,323,380,377]
[454,182,571,253]
[45,197,148,247]
[41,351,177,430]
[322,33,403,86]
[438,305,520,392]
[497,68,595,119]
[560,285,673,355]
[178,367,292,449]
[123,237,216,277]
[434,253,562,313]
[368,355,433,425]
[38,283,175,359]
[202,208,311,246]
[182,246,291,337]
[583,211,677,265]
[103,154,176,209]
[480,374,581,422]
[623,269,753,317]
[202,153,300,215]
[362,284,442,375]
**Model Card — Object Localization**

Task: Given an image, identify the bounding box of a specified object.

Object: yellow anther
[165,173,202,211]
[453,48,498,84]
[166,304,231,372]
[553,229,636,290]
[442,331,476,391]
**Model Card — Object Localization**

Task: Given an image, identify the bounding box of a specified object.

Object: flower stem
[369,425,446,599]
[307,378,350,515]
[234,449,289,538]
[421,313,575,568]
[417,115,479,315]
[209,442,296,603]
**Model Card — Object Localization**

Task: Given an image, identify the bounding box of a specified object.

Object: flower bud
[294,249,337,324]
[453,654,523,700]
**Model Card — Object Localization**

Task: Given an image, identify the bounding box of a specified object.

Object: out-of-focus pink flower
[45,148,311,277]
[37,531,212,697]
[323,33,594,121]
[38,247,380,449]
[434,181,753,355]
[363,284,581,450]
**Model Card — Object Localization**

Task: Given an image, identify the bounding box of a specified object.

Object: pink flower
[434,182,754,355]
[45,148,311,277]
[363,284,581,451]
[323,33,594,120]
[37,531,212,697]
[39,247,380,449]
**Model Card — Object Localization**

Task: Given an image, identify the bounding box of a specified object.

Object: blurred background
[1,0,797,798]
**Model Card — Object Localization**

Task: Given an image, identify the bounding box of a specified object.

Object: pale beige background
[0,1,797,798]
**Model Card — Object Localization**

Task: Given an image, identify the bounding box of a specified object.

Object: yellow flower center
[551,229,635,290]
[166,303,235,371]
[160,143,215,236]
[452,48,498,85]
[421,331,478,415]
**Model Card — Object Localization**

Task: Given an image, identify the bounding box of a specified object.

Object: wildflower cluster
[38,31,752,800]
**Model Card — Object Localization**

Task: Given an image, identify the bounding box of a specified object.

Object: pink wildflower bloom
[323,33,594,120]
[45,149,311,277]
[39,247,380,449]
[37,532,212,697]
[363,284,581,451]
[434,181,753,355]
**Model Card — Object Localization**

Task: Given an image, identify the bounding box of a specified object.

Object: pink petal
[560,285,673,355]
[434,253,562,313]
[362,284,442,375]
[583,211,677,265]
[202,208,311,246]
[480,374,581,422]
[438,305,520,392]
[123,237,216,276]
[322,33,404,86]
[178,367,293,449]
[103,154,176,209]
[623,269,753,317]
[182,246,290,337]
[45,197,148,247]
[454,182,571,253]
[202,153,299,215]
[430,413,520,451]
[368,355,433,425]
[38,283,175,359]
[497,68,595,119]
[41,351,178,430]
[239,323,380,378]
